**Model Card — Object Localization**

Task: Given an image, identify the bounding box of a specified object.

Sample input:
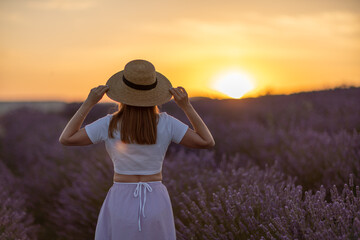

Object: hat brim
[105,71,173,107]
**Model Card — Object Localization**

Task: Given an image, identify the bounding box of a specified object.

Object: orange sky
[0,0,359,102]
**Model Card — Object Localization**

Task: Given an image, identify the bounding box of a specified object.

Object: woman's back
[85,112,188,175]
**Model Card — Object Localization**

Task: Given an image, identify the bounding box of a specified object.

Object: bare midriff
[113,171,162,183]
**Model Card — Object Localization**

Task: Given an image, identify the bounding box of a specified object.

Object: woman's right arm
[169,87,215,149]
[59,85,109,146]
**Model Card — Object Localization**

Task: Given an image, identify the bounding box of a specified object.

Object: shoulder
[158,112,168,121]
[102,113,113,121]
[85,114,113,129]
[104,114,114,126]
[97,113,113,124]
[158,111,188,129]
[158,112,178,124]
[159,112,179,120]
[158,111,168,119]
[105,113,113,121]
[84,114,113,144]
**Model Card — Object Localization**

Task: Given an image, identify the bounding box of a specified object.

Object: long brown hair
[108,104,159,144]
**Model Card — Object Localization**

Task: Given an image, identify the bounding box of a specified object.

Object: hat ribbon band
[123,76,157,91]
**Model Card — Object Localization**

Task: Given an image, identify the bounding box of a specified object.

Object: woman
[59,59,215,240]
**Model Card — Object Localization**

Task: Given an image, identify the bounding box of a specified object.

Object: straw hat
[106,59,173,107]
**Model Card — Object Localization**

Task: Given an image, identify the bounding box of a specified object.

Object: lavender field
[1,87,360,240]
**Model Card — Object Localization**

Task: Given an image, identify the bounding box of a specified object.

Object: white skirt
[95,181,176,240]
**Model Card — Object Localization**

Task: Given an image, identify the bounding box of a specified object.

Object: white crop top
[84,112,189,175]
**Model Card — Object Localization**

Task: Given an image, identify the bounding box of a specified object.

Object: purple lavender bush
[0,87,359,239]
[163,151,360,240]
[0,161,38,240]
[48,147,113,239]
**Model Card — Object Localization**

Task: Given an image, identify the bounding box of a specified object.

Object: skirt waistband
[113,181,162,184]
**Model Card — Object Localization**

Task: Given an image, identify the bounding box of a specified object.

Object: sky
[0,0,359,102]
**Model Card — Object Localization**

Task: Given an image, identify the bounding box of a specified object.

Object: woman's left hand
[85,85,110,106]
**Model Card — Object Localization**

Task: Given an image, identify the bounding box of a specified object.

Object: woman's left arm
[59,85,109,146]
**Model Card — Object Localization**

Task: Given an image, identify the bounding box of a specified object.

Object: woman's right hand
[169,87,191,110]
[85,85,109,106]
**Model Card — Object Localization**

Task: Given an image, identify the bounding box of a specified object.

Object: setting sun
[211,71,255,99]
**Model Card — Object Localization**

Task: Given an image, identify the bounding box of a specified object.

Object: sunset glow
[0,0,359,101]
[212,71,255,99]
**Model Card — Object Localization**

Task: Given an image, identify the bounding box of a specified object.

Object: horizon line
[0,85,358,103]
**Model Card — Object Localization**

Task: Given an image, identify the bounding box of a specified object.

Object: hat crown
[106,59,172,107]
[123,60,156,85]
